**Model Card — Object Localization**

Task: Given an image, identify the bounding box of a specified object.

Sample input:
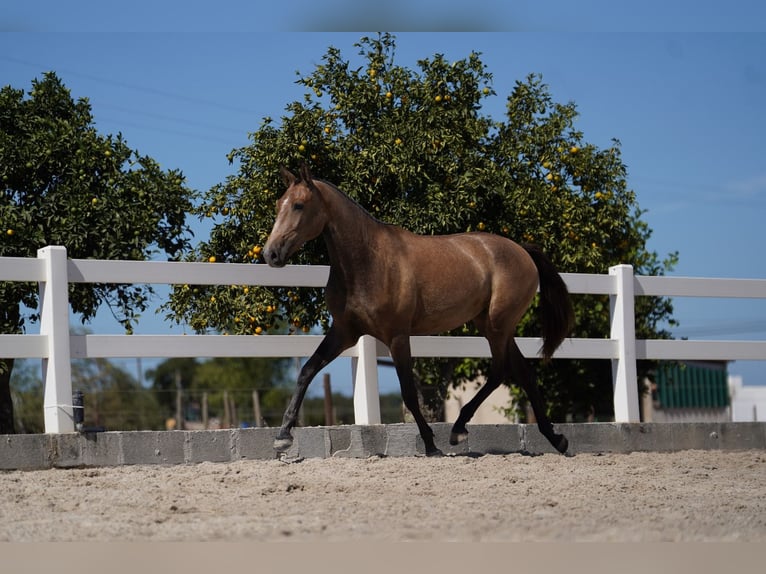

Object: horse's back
[380,229,539,334]
[402,230,535,279]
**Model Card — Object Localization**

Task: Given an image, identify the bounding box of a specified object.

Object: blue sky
[2,5,766,394]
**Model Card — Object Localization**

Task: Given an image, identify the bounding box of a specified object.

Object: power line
[5,54,764,204]
[3,56,262,147]
[98,103,247,136]
[96,116,247,147]
[630,176,732,194]
[1,55,262,115]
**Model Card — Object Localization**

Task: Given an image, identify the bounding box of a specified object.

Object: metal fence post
[609,264,640,422]
[38,246,75,433]
[351,335,381,424]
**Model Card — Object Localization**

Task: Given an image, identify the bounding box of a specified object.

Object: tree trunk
[223,390,231,428]
[1,304,21,434]
[174,368,184,430]
[0,358,16,434]
[252,390,262,427]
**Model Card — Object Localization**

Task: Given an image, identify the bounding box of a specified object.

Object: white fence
[2,245,765,433]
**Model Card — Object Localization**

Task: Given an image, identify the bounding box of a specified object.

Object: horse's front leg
[389,334,442,457]
[274,325,355,452]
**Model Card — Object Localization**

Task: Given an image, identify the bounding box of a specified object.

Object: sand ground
[1,450,764,542]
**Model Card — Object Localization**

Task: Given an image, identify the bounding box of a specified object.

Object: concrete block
[552,423,611,455]
[331,425,389,458]
[429,422,463,455]
[236,428,279,460]
[636,423,675,452]
[185,430,235,463]
[51,433,83,467]
[118,431,144,465]
[384,423,422,457]
[357,425,389,456]
[463,423,521,455]
[153,431,186,464]
[667,422,721,451]
[520,423,626,455]
[519,424,565,455]
[293,427,328,459]
[617,423,675,453]
[0,434,50,470]
[119,431,158,465]
[717,422,766,450]
[435,423,470,457]
[79,432,123,467]
[327,426,352,456]
[276,431,302,461]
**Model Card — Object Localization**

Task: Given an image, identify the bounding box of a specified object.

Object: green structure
[654,362,730,409]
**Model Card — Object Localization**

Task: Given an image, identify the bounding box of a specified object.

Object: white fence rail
[2,246,765,433]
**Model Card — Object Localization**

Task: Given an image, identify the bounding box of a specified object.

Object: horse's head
[263,164,328,268]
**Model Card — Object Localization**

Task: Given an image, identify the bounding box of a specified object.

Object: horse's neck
[319,182,382,270]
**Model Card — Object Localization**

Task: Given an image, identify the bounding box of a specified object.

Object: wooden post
[223,390,231,428]
[323,373,335,426]
[230,392,238,428]
[252,390,262,427]
[202,391,209,429]
[174,368,184,430]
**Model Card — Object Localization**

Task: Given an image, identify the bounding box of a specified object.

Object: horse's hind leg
[450,317,508,445]
[507,339,568,454]
[450,357,504,446]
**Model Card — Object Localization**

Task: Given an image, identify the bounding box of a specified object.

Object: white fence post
[609,264,640,422]
[351,335,381,424]
[38,246,75,433]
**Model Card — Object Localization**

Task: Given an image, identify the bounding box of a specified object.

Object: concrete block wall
[1,422,765,470]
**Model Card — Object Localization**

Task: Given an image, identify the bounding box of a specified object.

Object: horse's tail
[523,244,575,362]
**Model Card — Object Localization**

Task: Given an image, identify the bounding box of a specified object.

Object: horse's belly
[409,290,488,335]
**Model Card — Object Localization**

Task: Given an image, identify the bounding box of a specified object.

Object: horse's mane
[315,178,387,226]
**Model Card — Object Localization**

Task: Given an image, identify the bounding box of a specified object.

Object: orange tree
[167,34,677,421]
[1,73,194,432]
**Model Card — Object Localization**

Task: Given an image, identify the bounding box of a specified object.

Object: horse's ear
[299,162,314,185]
[279,166,297,187]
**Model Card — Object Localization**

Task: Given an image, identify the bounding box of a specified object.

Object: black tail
[523,244,575,361]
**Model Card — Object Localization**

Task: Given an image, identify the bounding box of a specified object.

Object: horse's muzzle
[263,245,286,268]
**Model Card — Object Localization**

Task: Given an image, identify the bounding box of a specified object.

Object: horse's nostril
[264,248,283,267]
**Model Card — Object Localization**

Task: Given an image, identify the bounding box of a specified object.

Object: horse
[263,164,575,456]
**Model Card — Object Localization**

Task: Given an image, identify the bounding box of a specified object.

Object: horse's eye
[293,203,304,211]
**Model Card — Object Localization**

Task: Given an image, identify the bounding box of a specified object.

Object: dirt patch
[1,450,764,542]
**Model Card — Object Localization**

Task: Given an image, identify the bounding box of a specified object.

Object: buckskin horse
[264,164,574,456]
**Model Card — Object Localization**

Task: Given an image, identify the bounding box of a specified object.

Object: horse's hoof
[554,434,569,454]
[449,431,468,446]
[426,448,444,458]
[274,436,294,452]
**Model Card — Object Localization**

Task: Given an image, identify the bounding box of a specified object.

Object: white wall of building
[444,378,516,424]
[729,375,766,422]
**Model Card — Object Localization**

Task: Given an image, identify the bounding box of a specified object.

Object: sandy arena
[1,450,764,542]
